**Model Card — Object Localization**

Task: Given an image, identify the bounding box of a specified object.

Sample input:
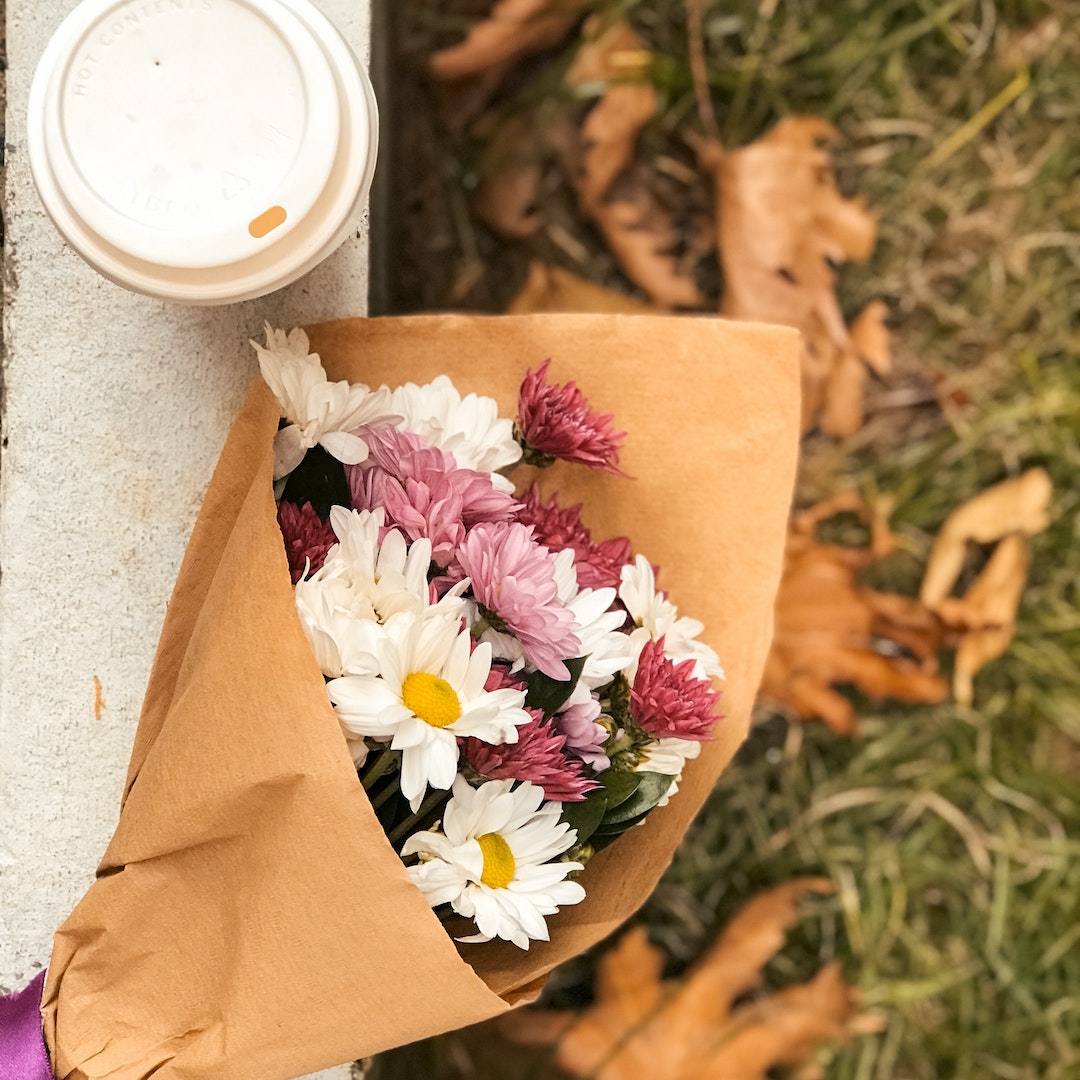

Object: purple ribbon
[0,971,54,1080]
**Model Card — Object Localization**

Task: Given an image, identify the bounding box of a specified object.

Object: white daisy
[636,736,702,806]
[293,568,393,678]
[552,549,635,691]
[327,615,531,811]
[253,324,397,480]
[619,555,724,680]
[402,777,586,949]
[324,506,452,620]
[293,508,464,679]
[390,375,522,491]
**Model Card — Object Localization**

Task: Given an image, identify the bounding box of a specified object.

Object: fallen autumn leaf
[919,467,1052,607]
[500,879,878,1080]
[702,118,885,435]
[762,493,947,734]
[563,17,705,308]
[428,0,583,129]
[920,468,1051,705]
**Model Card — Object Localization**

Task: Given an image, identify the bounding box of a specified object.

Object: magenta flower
[457,521,581,680]
[631,637,721,741]
[484,664,529,694]
[460,714,599,802]
[277,500,337,584]
[348,426,519,568]
[517,359,627,474]
[552,698,610,770]
[516,485,633,591]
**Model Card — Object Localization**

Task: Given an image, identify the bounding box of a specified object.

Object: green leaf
[590,829,631,852]
[558,769,644,845]
[600,772,673,827]
[599,768,642,810]
[589,775,673,853]
[524,656,587,718]
[559,786,608,844]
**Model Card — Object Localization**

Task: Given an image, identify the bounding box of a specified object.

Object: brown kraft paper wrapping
[40,314,801,1080]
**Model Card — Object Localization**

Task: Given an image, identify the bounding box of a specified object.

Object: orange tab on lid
[249,205,287,238]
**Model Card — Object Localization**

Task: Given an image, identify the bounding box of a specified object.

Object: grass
[374,0,1080,1075]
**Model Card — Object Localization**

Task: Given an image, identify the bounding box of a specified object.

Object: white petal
[273,426,306,480]
[320,429,370,466]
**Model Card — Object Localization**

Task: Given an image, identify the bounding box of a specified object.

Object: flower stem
[387,789,450,846]
[360,748,398,791]
[371,781,400,811]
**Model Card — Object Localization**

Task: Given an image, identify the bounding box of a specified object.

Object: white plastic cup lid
[27,0,378,304]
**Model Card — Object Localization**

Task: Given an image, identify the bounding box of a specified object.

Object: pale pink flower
[518,359,626,475]
[458,522,581,681]
[348,427,519,568]
[552,698,610,770]
[460,715,598,802]
[277,500,337,584]
[516,485,633,591]
[631,637,721,741]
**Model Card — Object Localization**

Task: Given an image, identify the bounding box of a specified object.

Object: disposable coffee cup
[27,0,378,305]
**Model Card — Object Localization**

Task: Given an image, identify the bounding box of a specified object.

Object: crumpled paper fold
[40,313,800,1080]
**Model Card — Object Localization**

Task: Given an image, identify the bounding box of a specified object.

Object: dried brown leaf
[945,534,1031,705]
[562,18,704,309]
[550,926,666,1079]
[566,19,656,210]
[507,262,662,314]
[763,495,947,734]
[472,104,578,238]
[818,304,890,435]
[577,82,658,211]
[501,880,872,1080]
[586,169,706,309]
[428,0,582,129]
[922,470,1046,705]
[477,161,544,238]
[817,343,870,439]
[429,0,582,83]
[676,878,834,1021]
[688,964,869,1080]
[706,118,882,434]
[849,300,891,377]
[920,468,1052,606]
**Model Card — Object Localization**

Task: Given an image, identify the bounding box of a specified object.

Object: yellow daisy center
[401,672,462,728]
[477,832,516,889]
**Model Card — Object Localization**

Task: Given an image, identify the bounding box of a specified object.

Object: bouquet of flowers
[8,314,798,1080]
[263,326,725,950]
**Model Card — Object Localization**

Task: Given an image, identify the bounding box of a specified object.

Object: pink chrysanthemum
[277,500,337,584]
[460,714,599,802]
[515,485,633,591]
[517,359,627,475]
[631,636,721,741]
[458,521,581,681]
[552,698,610,770]
[348,427,519,568]
[484,664,529,694]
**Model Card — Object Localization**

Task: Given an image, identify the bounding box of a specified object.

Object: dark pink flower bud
[518,359,627,474]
